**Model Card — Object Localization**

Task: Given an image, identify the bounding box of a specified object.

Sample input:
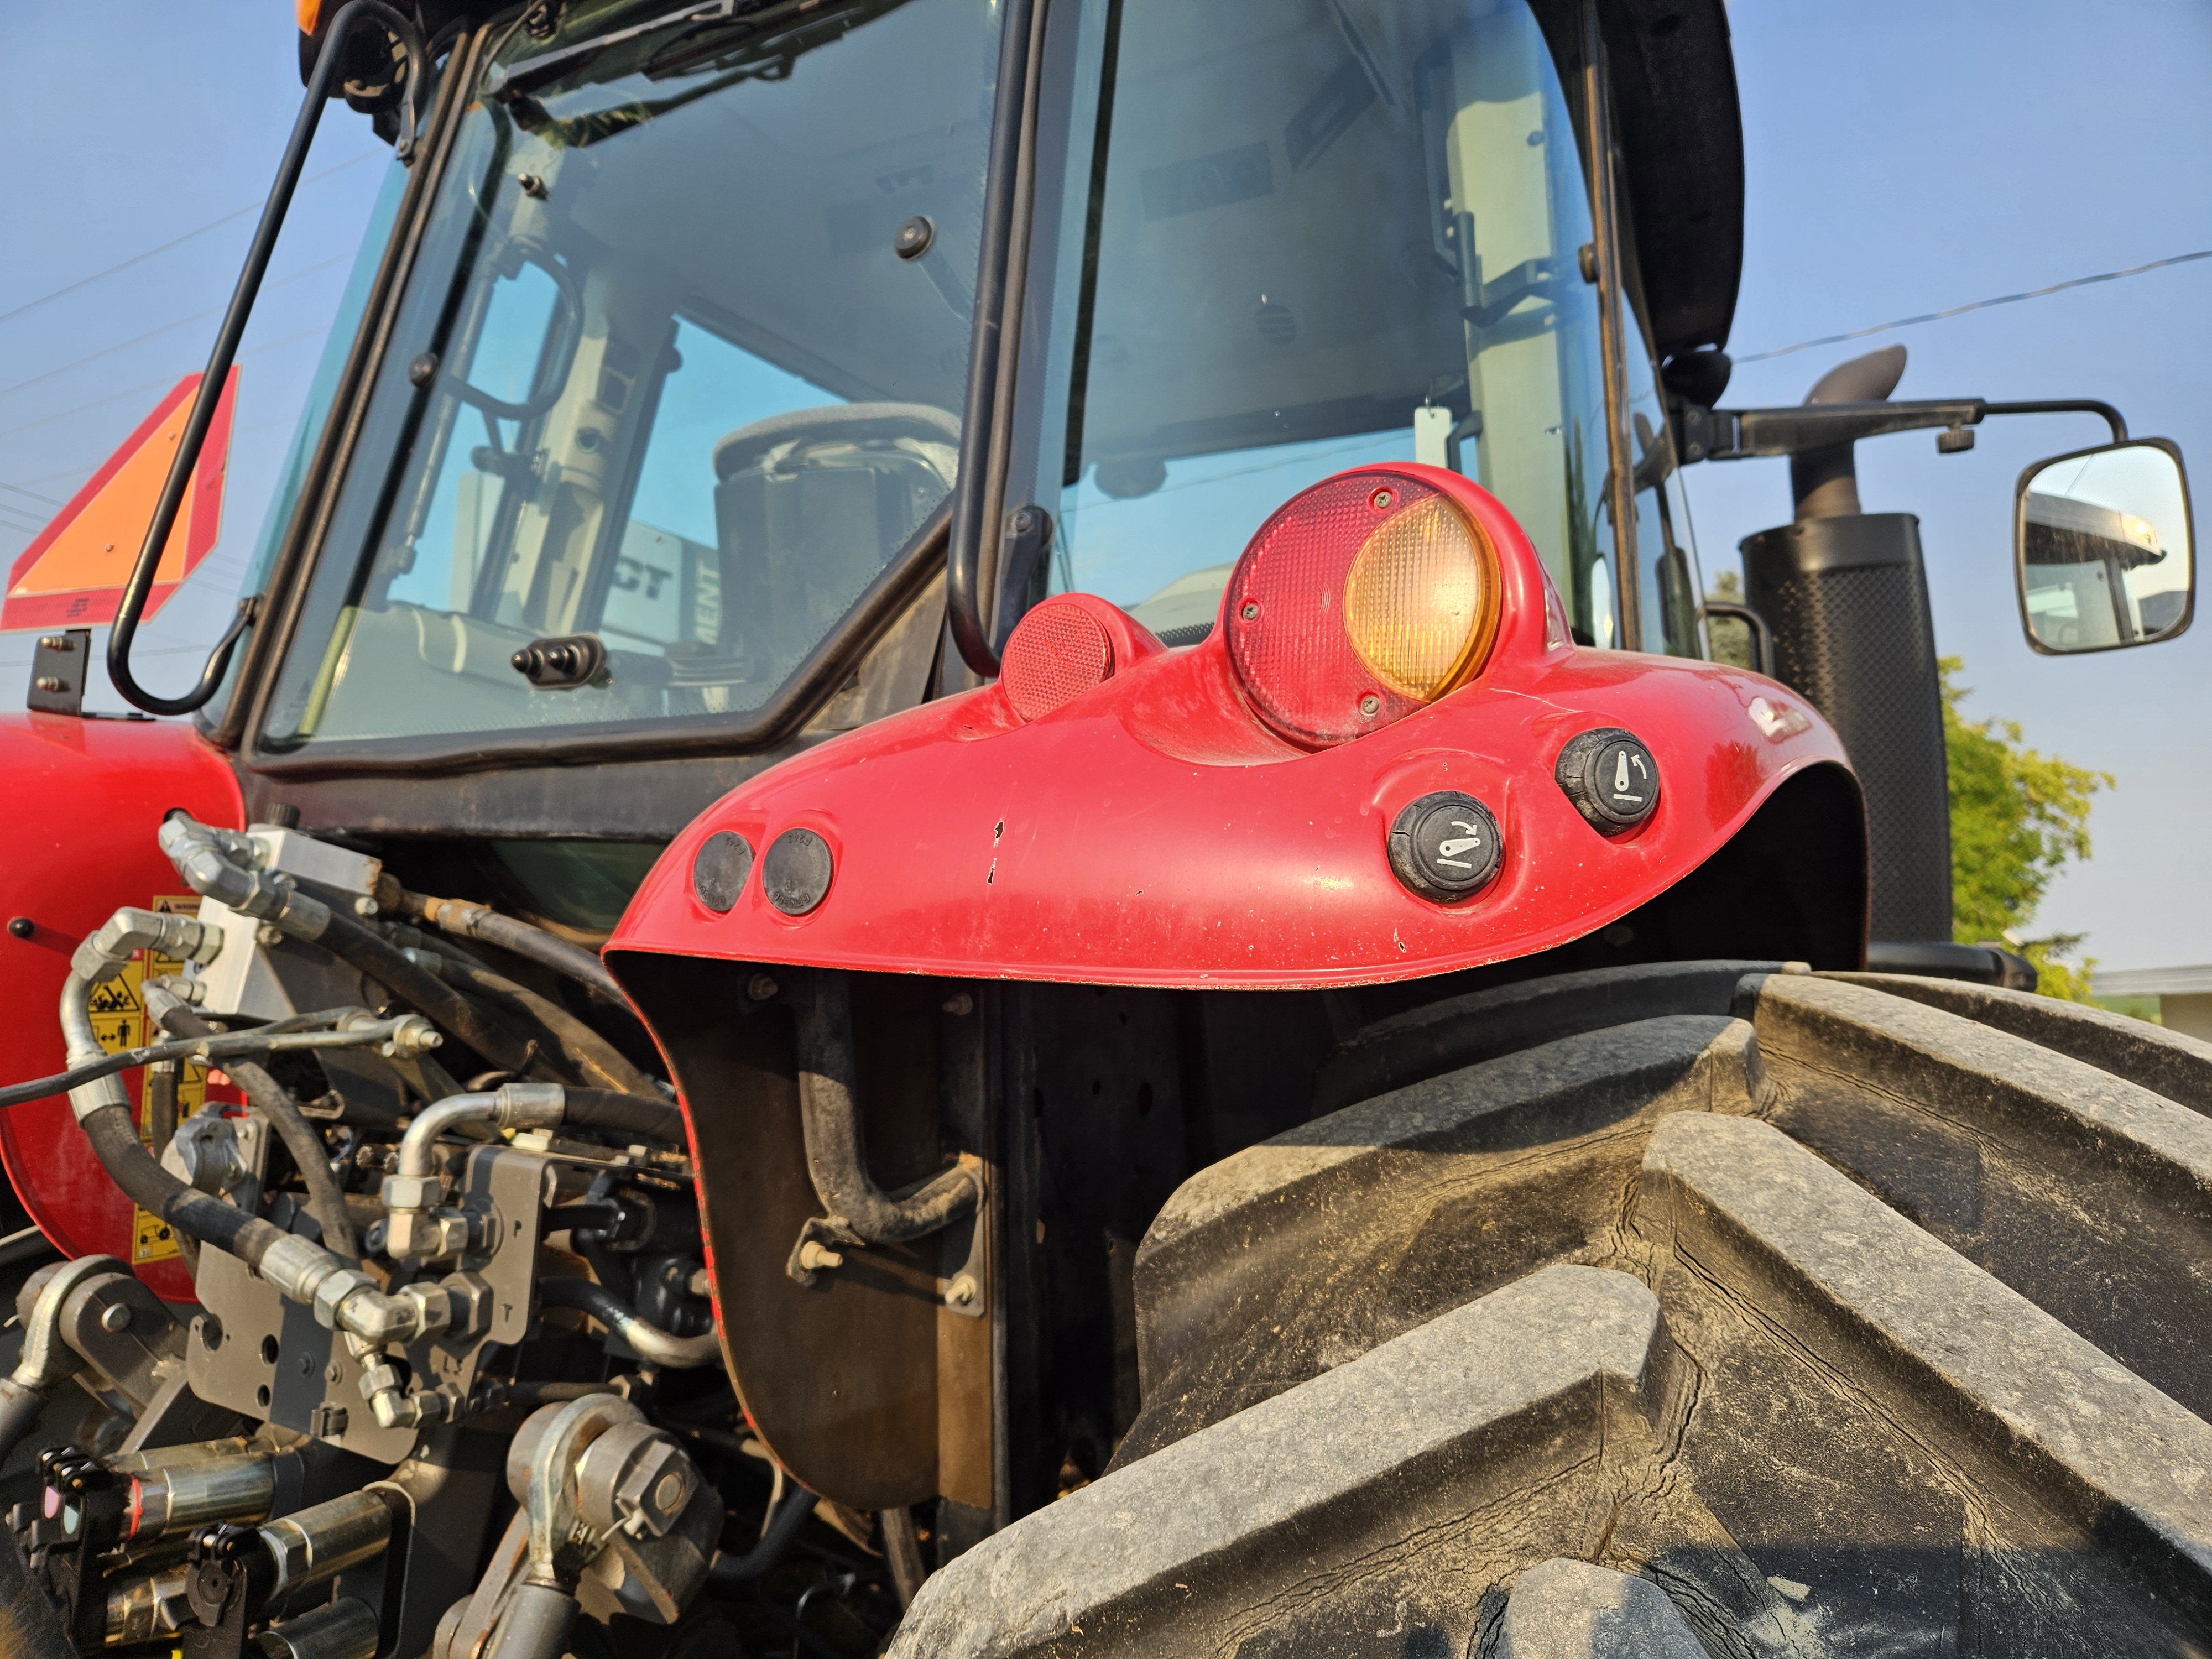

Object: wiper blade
[640,0,887,80]
[483,0,771,98]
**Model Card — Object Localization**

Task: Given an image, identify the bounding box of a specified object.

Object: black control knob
[1555,728,1660,834]
[510,633,607,690]
[1387,791,1503,902]
[763,828,834,916]
[692,832,754,913]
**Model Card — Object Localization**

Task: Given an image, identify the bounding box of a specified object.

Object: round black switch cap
[6,917,33,941]
[1387,792,1503,902]
[763,828,834,916]
[1556,727,1660,834]
[692,831,754,912]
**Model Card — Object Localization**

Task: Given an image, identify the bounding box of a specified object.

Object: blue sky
[1,1,2208,970]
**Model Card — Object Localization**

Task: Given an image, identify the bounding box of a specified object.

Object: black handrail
[107,0,427,717]
[943,0,1041,680]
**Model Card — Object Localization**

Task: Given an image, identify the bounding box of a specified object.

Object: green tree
[1705,569,1753,669]
[1942,658,2111,1000]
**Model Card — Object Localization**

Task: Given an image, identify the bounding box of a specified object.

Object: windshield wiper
[483,0,771,99]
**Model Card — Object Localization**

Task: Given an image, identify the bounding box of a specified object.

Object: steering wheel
[712,401,961,482]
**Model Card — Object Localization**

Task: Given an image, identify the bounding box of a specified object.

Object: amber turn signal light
[1223,470,1501,747]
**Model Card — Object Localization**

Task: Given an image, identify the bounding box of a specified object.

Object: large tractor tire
[893,963,2212,1658]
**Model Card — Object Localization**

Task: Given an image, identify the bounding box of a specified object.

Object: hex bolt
[352,895,379,917]
[654,1470,687,1512]
[796,1240,843,1273]
[33,676,65,693]
[519,173,549,199]
[947,1274,979,1307]
[747,973,780,1003]
[893,215,936,260]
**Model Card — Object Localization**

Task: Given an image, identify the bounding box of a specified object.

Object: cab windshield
[262,0,999,751]
[1016,0,1702,656]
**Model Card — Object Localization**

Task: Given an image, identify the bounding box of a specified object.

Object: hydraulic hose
[395,1086,567,1180]
[3,1009,426,1111]
[399,891,628,1007]
[426,956,654,1098]
[536,1278,721,1369]
[80,1098,291,1268]
[318,911,545,1078]
[708,1489,819,1585]
[797,973,980,1245]
[152,1001,359,1260]
[484,1582,579,1659]
[158,812,547,1080]
[62,950,450,1355]
[561,1087,686,1147]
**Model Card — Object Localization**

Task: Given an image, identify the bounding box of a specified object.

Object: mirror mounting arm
[1980,399,2127,444]
[1676,396,2129,467]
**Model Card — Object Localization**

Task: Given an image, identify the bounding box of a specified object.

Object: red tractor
[0,1,2202,1655]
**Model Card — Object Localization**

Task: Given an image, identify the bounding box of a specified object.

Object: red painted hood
[610,469,1855,990]
[0,713,244,1288]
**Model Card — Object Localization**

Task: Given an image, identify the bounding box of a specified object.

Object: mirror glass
[2018,441,2193,652]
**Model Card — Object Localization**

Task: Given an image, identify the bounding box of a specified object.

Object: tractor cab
[212,0,1731,817]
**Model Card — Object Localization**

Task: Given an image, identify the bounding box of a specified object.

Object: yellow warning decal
[80,896,213,1266]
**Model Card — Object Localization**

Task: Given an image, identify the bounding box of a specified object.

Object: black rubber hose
[562,1088,686,1146]
[434,960,655,1098]
[80,1104,287,1269]
[483,1581,578,1659]
[147,1061,179,1156]
[404,893,628,1007]
[313,912,543,1077]
[536,1277,720,1367]
[574,1233,633,1301]
[156,1006,359,1260]
[708,1488,820,1586]
[797,973,979,1244]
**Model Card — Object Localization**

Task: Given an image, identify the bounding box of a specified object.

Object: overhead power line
[0,321,332,447]
[1737,248,2212,363]
[0,253,354,407]
[0,149,383,332]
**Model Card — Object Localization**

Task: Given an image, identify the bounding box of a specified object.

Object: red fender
[610,466,1856,989]
[0,713,244,1296]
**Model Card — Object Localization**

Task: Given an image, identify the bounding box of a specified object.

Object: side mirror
[2016,439,2194,653]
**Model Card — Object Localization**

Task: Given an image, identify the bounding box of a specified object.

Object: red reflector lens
[1224,470,1499,746]
[1001,599,1115,722]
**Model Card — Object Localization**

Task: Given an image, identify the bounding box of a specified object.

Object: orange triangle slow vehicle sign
[2,368,238,632]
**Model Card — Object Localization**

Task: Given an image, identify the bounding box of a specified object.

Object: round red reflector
[1224,471,1500,747]
[1001,599,1115,722]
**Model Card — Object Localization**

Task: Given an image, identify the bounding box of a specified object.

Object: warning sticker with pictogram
[71,901,218,1266]
[85,971,144,1055]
